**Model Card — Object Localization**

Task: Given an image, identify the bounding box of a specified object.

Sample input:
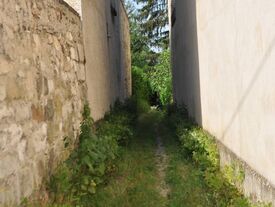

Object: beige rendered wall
[119,2,132,100]
[82,0,131,121]
[172,0,275,203]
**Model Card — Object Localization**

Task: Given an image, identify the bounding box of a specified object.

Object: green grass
[159,119,213,207]
[91,111,166,207]
[23,107,271,207]
[164,106,272,207]
[91,109,219,207]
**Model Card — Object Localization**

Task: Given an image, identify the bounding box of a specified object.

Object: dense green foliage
[91,111,167,207]
[46,103,135,206]
[23,104,271,207]
[132,0,169,49]
[166,105,271,207]
[149,49,172,105]
[125,1,158,69]
[131,66,152,113]
[125,0,172,107]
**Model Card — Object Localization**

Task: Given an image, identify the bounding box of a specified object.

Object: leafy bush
[167,105,271,207]
[48,102,134,206]
[132,66,152,113]
[149,50,172,106]
[132,66,151,101]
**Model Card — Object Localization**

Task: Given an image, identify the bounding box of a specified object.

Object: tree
[124,0,172,107]
[134,0,169,49]
[124,0,158,70]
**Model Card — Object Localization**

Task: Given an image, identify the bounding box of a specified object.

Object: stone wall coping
[59,0,81,18]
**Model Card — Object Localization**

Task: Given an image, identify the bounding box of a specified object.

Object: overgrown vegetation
[166,105,271,207]
[23,103,271,207]
[22,1,272,205]
[23,102,135,207]
[91,111,166,207]
[149,49,172,105]
[126,0,172,108]
[130,0,169,49]
[131,66,152,113]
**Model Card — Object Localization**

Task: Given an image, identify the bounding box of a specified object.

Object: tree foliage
[133,0,169,49]
[124,0,172,107]
[125,0,158,69]
[149,49,172,105]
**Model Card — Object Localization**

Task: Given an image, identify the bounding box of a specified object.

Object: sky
[126,0,142,9]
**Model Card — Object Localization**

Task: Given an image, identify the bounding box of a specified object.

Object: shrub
[167,104,271,207]
[132,66,151,101]
[48,102,134,206]
[131,66,152,113]
[149,50,172,106]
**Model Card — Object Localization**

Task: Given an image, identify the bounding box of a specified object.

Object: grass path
[160,118,213,207]
[91,110,214,207]
[91,111,166,207]
[155,125,170,199]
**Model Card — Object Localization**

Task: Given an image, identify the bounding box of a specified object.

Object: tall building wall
[82,0,131,120]
[0,0,131,205]
[171,0,275,204]
[0,1,86,205]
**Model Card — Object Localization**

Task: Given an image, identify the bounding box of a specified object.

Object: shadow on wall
[81,0,131,121]
[171,0,202,125]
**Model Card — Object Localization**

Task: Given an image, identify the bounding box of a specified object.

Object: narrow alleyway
[22,106,270,207]
[2,0,275,206]
[90,110,216,207]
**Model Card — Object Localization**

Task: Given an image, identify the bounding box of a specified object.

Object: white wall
[172,0,275,195]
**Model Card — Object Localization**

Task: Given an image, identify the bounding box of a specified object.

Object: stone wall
[171,0,275,205]
[0,0,86,205]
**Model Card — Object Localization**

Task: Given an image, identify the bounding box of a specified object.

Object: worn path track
[92,110,214,207]
[155,125,170,198]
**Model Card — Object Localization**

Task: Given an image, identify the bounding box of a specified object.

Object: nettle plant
[49,103,134,205]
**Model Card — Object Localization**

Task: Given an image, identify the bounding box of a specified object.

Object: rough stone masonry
[0,0,131,205]
[0,0,86,205]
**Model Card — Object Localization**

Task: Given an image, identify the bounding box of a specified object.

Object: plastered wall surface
[82,0,131,121]
[172,0,275,204]
[171,0,202,124]
[0,0,86,205]
[82,0,112,121]
[118,2,132,100]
